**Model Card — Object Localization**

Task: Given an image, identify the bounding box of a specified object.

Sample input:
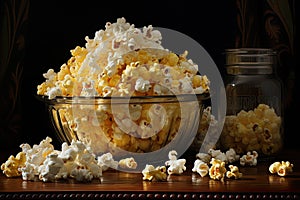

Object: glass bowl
[36,93,210,172]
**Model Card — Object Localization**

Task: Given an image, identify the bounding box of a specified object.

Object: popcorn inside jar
[36,17,211,162]
[219,104,283,157]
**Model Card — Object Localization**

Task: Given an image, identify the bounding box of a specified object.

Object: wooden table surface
[1,148,300,199]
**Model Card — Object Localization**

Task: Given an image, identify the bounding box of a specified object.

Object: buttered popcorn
[36,17,210,156]
[220,104,282,156]
[37,17,210,98]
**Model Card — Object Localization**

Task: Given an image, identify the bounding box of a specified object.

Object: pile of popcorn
[220,104,282,156]
[37,17,210,99]
[0,137,137,182]
[36,17,210,155]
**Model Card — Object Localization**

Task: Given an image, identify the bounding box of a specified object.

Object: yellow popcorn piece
[118,157,137,169]
[226,165,242,179]
[142,164,167,181]
[209,158,227,181]
[1,152,26,177]
[269,161,294,177]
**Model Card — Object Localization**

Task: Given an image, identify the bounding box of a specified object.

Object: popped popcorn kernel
[209,158,227,181]
[1,152,26,177]
[240,151,258,166]
[165,150,186,175]
[119,157,137,169]
[192,159,209,177]
[142,164,167,181]
[226,165,242,179]
[269,161,294,177]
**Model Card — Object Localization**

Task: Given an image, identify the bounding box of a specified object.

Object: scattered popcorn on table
[1,152,26,177]
[195,152,211,164]
[119,157,137,169]
[226,165,243,179]
[165,150,186,175]
[142,164,167,181]
[209,158,227,181]
[97,152,118,171]
[269,161,294,177]
[240,151,258,166]
[192,159,209,177]
[1,137,104,182]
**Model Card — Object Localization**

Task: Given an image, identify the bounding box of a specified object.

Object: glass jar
[220,48,284,159]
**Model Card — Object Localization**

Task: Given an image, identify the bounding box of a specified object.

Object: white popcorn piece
[97,152,119,171]
[142,164,167,181]
[209,158,227,181]
[226,165,243,179]
[20,162,36,181]
[225,148,240,163]
[165,150,186,175]
[269,161,294,177]
[240,151,258,166]
[195,152,212,164]
[118,157,137,169]
[38,153,64,182]
[70,166,94,182]
[208,149,228,163]
[65,140,103,180]
[192,159,209,177]
[19,137,55,177]
[135,77,151,93]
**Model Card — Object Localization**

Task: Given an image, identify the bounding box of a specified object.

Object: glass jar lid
[225,48,276,75]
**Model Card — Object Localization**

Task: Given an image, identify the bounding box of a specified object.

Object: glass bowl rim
[36,93,210,105]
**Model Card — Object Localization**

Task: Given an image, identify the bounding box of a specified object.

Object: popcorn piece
[209,158,227,181]
[226,165,242,179]
[192,159,209,177]
[225,148,240,163]
[165,150,186,175]
[269,161,294,177]
[118,157,137,169]
[70,166,94,182]
[1,152,26,177]
[97,152,118,171]
[208,148,228,163]
[38,153,64,182]
[19,162,36,181]
[19,136,55,178]
[195,152,211,164]
[142,164,167,181]
[240,151,258,166]
[63,140,103,181]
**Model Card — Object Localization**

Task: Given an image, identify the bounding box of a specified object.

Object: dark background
[0,0,298,155]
